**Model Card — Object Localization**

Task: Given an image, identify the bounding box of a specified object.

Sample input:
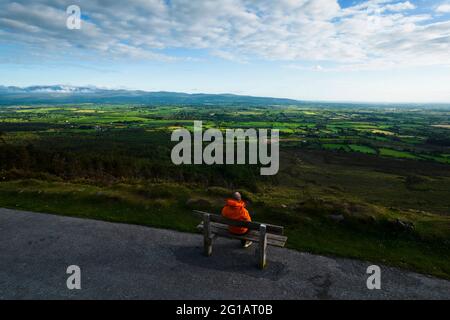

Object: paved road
[0,208,448,299]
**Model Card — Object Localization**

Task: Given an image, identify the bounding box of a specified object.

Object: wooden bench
[193,210,287,269]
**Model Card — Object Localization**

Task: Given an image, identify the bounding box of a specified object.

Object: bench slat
[193,210,284,235]
[198,224,285,247]
[206,222,287,243]
[197,222,287,247]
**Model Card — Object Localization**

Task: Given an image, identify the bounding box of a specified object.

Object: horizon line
[2,84,450,105]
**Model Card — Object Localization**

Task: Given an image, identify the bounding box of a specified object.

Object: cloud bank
[0,0,449,69]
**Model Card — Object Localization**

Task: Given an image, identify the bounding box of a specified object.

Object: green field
[0,104,449,279]
[379,148,419,159]
[348,144,377,154]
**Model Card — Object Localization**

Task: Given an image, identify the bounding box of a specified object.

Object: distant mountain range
[0,85,301,106]
[1,85,448,108]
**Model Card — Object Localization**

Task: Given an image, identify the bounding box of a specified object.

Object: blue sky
[1,0,450,102]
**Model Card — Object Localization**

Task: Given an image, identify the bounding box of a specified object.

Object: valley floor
[0,208,448,300]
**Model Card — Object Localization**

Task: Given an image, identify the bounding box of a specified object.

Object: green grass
[322,144,351,152]
[379,148,420,160]
[0,180,198,232]
[348,144,377,154]
[322,144,377,155]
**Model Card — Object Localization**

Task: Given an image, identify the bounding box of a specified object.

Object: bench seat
[196,222,287,247]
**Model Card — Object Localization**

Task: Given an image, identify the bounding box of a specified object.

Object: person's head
[232,191,242,201]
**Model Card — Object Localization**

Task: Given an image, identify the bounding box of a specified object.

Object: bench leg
[204,237,212,257]
[203,213,213,257]
[258,224,267,269]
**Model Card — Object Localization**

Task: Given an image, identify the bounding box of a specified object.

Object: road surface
[0,208,448,299]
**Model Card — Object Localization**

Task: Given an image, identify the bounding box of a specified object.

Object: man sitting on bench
[221,192,253,248]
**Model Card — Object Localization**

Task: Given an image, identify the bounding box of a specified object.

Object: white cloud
[436,4,450,13]
[0,0,449,70]
[384,1,416,12]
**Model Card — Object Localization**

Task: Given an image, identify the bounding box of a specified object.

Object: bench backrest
[193,210,284,235]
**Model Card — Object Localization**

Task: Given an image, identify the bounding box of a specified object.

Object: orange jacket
[221,199,252,234]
